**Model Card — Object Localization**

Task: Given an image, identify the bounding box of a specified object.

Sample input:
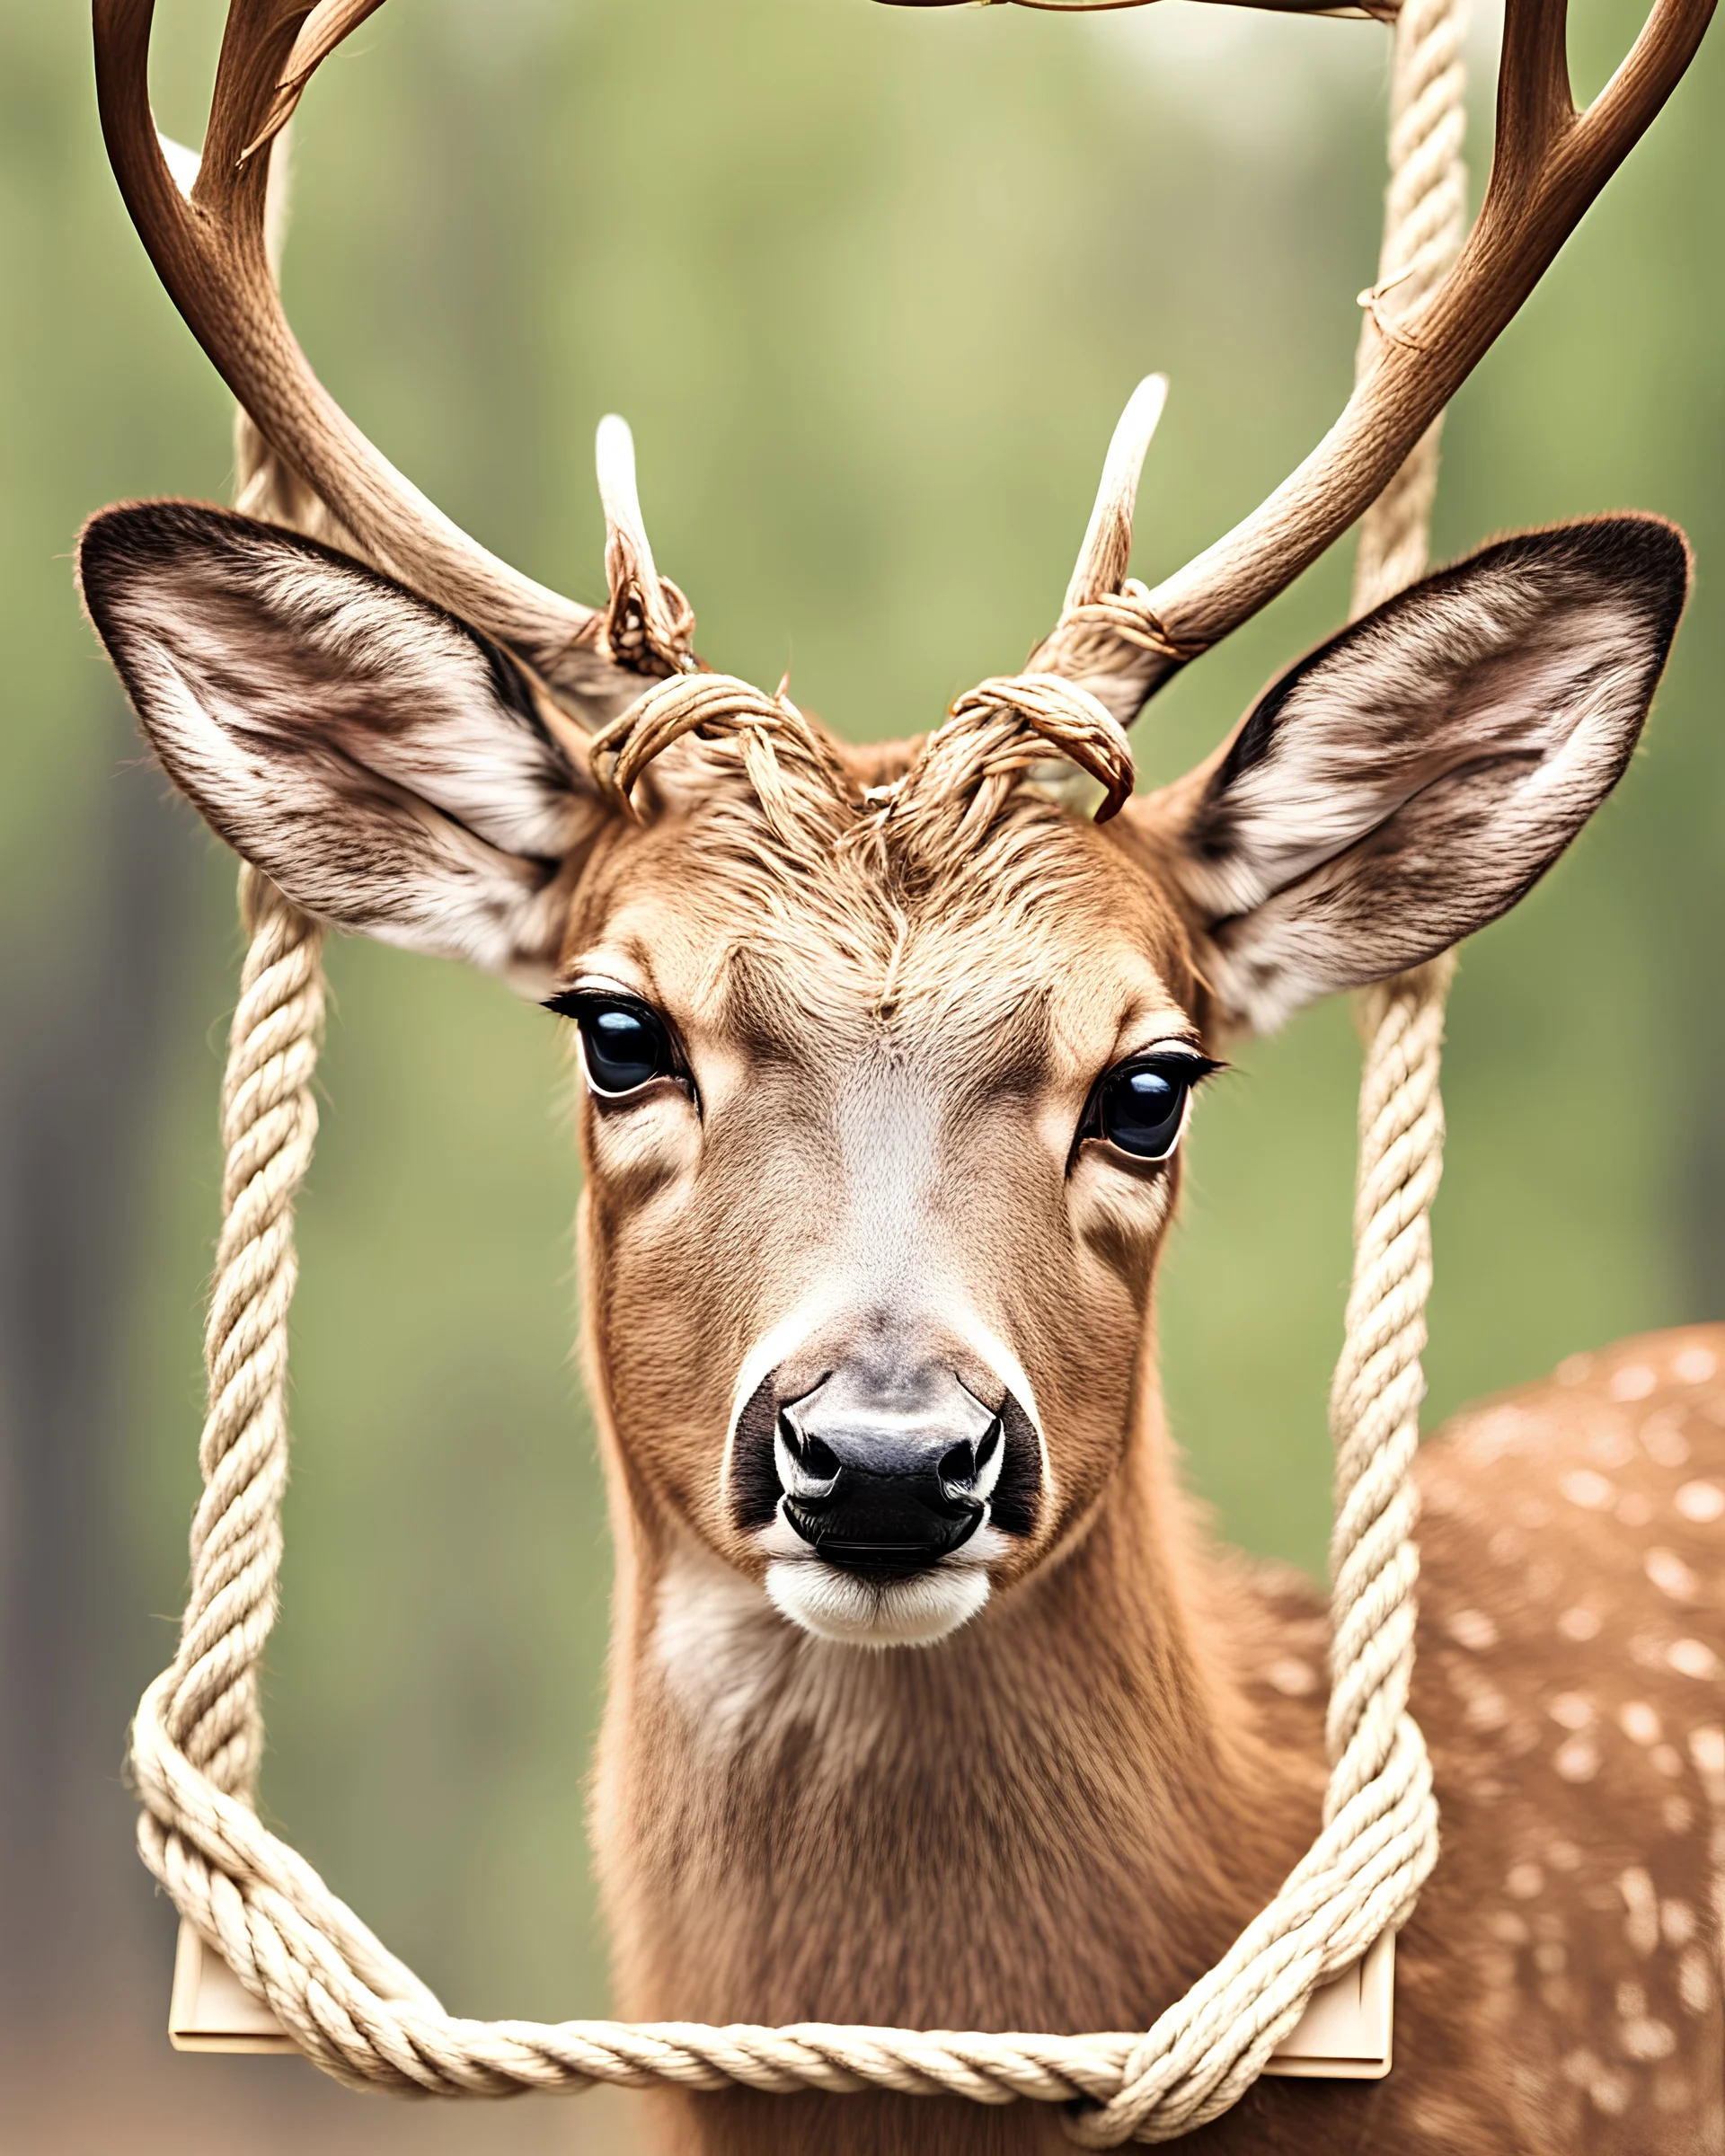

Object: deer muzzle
[774,1372,1005,1578]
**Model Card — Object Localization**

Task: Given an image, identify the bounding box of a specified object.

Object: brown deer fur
[75,498,1722,2153]
[604,1328,1725,2153]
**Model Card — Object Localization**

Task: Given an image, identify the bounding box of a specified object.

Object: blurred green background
[0,0,1719,2147]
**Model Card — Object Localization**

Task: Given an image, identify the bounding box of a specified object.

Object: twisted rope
[598,552,695,679]
[167,869,322,1805]
[1351,0,1468,616]
[588,669,853,845]
[1322,0,1469,1859]
[920,675,1136,825]
[1028,579,1208,701]
[856,671,1137,870]
[131,4,1465,2136]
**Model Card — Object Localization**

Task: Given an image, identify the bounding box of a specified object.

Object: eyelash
[545,990,693,1104]
[1077,1053,1220,1166]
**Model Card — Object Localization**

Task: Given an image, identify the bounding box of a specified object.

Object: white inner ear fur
[126,543,583,860]
[134,642,571,987]
[1190,597,1652,922]
[1173,539,1680,1034]
[87,513,594,986]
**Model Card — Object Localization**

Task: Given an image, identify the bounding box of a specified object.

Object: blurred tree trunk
[0,735,191,2025]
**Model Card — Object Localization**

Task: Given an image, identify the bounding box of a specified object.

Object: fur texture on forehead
[575,725,1198,1043]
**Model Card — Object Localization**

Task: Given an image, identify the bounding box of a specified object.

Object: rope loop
[889,672,1136,851]
[1057,580,1208,666]
[939,674,1137,822]
[587,670,854,844]
[129,681,1455,2140]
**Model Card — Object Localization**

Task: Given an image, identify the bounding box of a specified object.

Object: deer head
[80,0,1701,1648]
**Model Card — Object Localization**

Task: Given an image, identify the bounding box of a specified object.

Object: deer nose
[774,1371,1004,1579]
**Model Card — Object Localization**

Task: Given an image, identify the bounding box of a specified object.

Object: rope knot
[922,671,1136,826]
[588,670,853,843]
[1051,581,1208,667]
[597,532,697,677]
[593,411,699,677]
[831,670,1135,885]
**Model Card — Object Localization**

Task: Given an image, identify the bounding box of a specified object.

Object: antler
[595,414,698,676]
[93,0,654,712]
[1027,0,1714,719]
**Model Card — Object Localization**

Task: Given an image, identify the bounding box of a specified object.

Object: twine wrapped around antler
[889,672,1137,845]
[588,671,854,843]
[128,0,1465,2137]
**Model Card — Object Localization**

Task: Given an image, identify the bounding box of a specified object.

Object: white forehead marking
[836,1062,941,1290]
[722,1064,1048,1498]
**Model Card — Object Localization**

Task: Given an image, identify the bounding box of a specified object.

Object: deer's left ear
[1131,516,1690,1033]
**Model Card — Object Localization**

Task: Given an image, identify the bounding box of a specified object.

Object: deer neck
[593,1376,1326,2032]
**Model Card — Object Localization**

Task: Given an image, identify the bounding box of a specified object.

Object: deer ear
[1137,516,1690,1034]
[78,501,609,992]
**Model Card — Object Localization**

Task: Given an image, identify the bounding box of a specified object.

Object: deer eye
[547,992,679,1099]
[1086,1055,1215,1162]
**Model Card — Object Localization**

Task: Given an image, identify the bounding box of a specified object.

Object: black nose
[775,1367,1004,1579]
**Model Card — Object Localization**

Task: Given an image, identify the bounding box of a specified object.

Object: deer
[76,0,1723,2148]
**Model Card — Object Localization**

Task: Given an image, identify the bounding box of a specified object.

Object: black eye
[1094,1059,1204,1161]
[546,993,677,1098]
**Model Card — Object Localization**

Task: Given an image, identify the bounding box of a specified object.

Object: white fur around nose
[716,1063,1026,1648]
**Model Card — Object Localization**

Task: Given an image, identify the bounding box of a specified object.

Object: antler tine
[596,414,696,675]
[241,0,386,164]
[93,0,626,711]
[1056,0,1715,717]
[1062,374,1167,616]
[596,415,663,602]
[1021,375,1189,724]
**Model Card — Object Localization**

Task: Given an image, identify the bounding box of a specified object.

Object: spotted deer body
[1385,1327,1725,2151]
[78,0,1721,2147]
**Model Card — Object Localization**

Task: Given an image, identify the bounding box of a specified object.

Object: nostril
[799,1432,843,1482]
[939,1440,978,1497]
[774,1413,843,1511]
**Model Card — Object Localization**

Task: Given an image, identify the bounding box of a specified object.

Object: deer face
[560,794,1204,1643]
[80,498,1688,1648]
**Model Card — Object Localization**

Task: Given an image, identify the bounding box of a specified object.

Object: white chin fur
[765,1558,991,1648]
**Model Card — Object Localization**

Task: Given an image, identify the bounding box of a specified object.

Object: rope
[129,3,1466,2136]
[587,669,853,845]
[168,870,322,1809]
[852,670,1138,873]
[1350,0,1468,617]
[920,675,1136,825]
[1325,0,1470,1851]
